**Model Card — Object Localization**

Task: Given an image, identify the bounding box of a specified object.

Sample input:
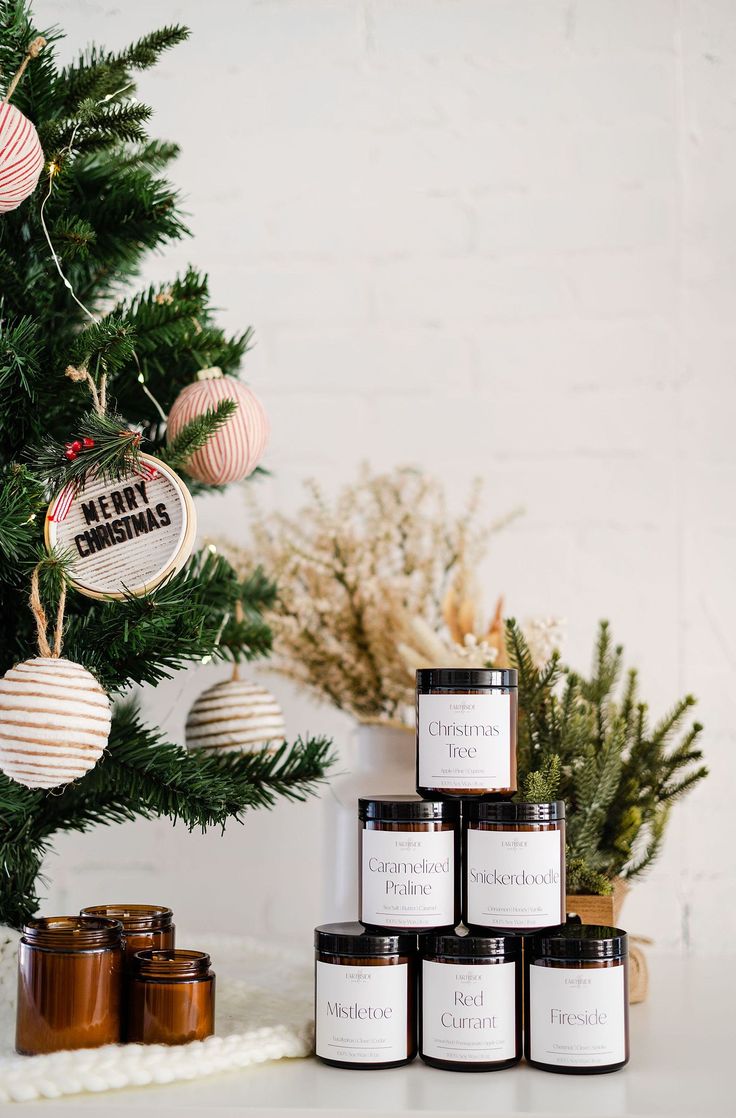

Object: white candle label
[417,693,511,791]
[466,828,563,929]
[45,455,195,600]
[315,961,408,1064]
[361,829,455,928]
[421,959,517,1063]
[529,964,626,1068]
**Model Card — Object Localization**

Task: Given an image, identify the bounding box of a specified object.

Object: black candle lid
[423,930,521,959]
[530,924,628,960]
[465,800,565,824]
[359,795,460,822]
[315,922,417,957]
[416,668,517,689]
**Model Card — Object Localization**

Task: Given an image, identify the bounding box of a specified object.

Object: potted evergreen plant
[508,618,707,999]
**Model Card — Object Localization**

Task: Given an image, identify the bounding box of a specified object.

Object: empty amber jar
[80,905,175,961]
[16,916,123,1055]
[127,949,215,1045]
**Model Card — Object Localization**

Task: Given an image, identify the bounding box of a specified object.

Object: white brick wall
[31,0,735,955]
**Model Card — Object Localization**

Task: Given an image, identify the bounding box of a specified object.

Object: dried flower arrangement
[216,465,706,913]
[217,465,550,725]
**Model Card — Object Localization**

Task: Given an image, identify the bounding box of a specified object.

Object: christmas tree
[0,3,333,928]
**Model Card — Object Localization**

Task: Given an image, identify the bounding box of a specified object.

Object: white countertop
[17,954,726,1117]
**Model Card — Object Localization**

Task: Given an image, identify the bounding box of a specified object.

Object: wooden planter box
[566,879,648,1003]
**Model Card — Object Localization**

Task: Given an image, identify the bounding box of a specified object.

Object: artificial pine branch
[61,26,190,110]
[29,412,143,490]
[118,139,181,172]
[161,399,237,470]
[0,315,43,398]
[41,101,153,157]
[0,704,335,928]
[0,467,44,561]
[68,317,137,379]
[62,550,241,690]
[48,215,97,261]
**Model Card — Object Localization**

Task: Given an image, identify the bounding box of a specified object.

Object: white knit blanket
[0,927,314,1103]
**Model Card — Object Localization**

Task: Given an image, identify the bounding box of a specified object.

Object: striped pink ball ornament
[167,367,270,486]
[0,102,44,213]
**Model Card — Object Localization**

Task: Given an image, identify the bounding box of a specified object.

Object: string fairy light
[38,81,168,421]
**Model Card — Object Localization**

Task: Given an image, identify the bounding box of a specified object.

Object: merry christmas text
[73,481,172,558]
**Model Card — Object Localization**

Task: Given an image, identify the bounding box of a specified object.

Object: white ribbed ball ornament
[0,102,44,213]
[0,657,111,788]
[186,678,286,754]
[167,367,270,486]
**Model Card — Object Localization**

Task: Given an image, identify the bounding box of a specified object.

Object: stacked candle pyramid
[314,668,630,1075]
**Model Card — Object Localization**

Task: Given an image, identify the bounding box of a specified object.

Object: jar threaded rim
[23,916,122,950]
[130,948,212,979]
[80,904,173,932]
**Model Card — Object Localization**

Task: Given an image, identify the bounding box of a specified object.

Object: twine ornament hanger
[2,36,47,106]
[230,599,244,681]
[29,561,67,659]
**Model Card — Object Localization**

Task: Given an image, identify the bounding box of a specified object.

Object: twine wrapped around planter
[566,878,649,1003]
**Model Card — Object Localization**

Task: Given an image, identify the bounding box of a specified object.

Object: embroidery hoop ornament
[44,453,197,600]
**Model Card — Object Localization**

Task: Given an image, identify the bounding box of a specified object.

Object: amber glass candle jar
[127,949,215,1045]
[420,931,522,1072]
[80,905,175,961]
[416,668,518,799]
[16,916,123,1055]
[359,796,460,932]
[464,800,566,932]
[525,924,629,1074]
[314,922,417,1069]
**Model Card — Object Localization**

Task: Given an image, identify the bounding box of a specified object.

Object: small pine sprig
[161,399,237,471]
[29,412,143,490]
[519,755,561,803]
[565,856,614,898]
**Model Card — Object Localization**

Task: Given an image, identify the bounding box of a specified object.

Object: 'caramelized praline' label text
[361,829,455,928]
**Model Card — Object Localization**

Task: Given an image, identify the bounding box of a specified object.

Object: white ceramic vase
[323,720,415,922]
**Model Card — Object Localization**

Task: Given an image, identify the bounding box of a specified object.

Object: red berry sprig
[64,436,95,461]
